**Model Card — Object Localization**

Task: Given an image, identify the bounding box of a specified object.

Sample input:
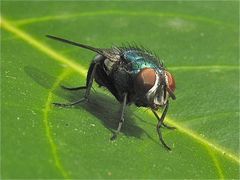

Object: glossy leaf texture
[1,1,239,179]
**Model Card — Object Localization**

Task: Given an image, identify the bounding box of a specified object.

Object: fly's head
[134,68,176,110]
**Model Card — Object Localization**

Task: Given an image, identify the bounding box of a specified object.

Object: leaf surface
[1,1,239,179]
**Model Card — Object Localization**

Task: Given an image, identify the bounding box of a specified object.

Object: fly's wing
[46,35,120,62]
[46,35,103,54]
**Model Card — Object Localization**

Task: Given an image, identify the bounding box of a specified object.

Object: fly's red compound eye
[134,68,156,94]
[165,71,176,92]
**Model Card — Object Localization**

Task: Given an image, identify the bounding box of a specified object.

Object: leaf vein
[42,69,71,178]
[11,10,234,29]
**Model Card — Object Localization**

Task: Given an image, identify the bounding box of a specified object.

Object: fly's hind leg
[53,62,98,107]
[111,93,128,140]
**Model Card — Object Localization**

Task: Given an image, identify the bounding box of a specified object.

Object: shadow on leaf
[24,66,157,141]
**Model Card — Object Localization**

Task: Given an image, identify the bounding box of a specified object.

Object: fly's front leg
[153,102,176,130]
[152,101,172,150]
[162,122,176,130]
[53,63,98,107]
[111,93,128,140]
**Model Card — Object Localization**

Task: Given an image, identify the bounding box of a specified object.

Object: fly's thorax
[134,68,175,109]
[102,53,121,75]
[103,58,115,74]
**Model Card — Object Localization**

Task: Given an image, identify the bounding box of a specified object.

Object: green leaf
[1,1,239,179]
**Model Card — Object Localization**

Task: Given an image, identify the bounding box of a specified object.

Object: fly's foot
[157,125,172,151]
[61,85,87,91]
[110,133,118,141]
[53,98,86,107]
[53,102,73,107]
[160,137,172,151]
[162,122,176,130]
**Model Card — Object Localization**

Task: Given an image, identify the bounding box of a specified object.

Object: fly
[46,35,176,150]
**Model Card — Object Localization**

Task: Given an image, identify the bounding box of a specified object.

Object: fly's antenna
[46,35,104,56]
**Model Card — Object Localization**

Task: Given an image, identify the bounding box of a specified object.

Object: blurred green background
[1,1,239,179]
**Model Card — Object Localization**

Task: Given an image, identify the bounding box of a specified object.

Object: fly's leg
[61,85,87,91]
[60,55,104,92]
[152,101,171,150]
[111,93,128,140]
[53,63,98,107]
[162,122,176,130]
[53,98,86,107]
